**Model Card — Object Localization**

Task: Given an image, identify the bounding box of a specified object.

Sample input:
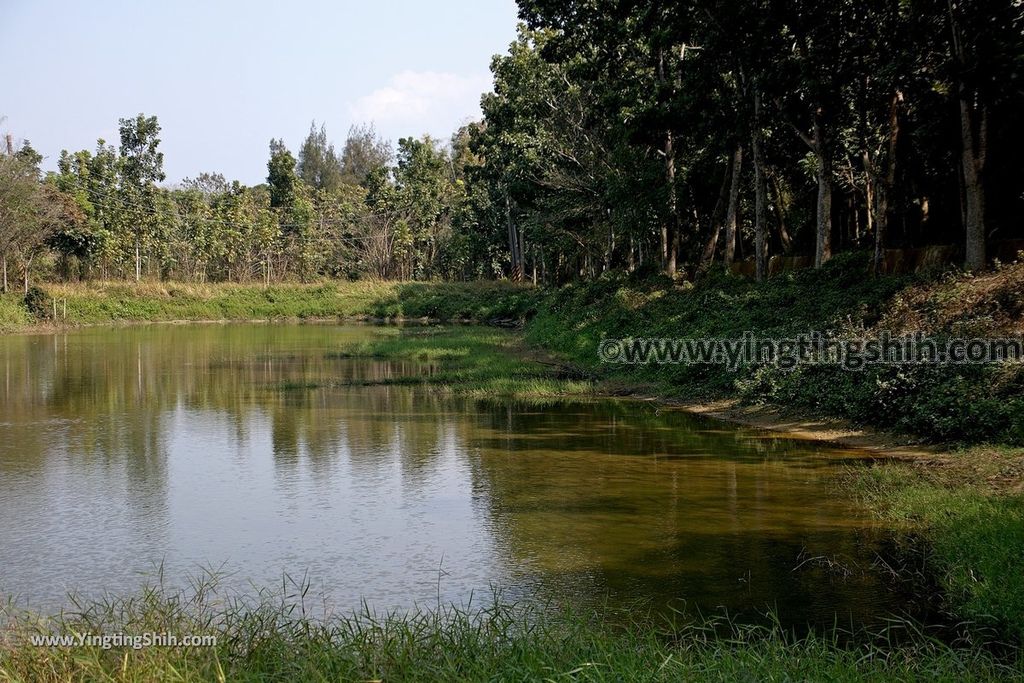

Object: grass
[0,294,31,333]
[282,325,595,400]
[3,280,542,329]
[1,577,1020,682]
[852,446,1024,643]
[10,255,1024,445]
[525,253,1024,446]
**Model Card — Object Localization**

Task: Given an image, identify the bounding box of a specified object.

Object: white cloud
[347,71,491,138]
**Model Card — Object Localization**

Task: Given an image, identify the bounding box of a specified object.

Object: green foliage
[22,285,51,319]
[304,324,590,399]
[0,294,32,331]
[339,123,392,186]
[765,364,1024,445]
[266,138,299,210]
[297,121,344,193]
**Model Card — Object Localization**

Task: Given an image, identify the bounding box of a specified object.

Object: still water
[0,324,907,627]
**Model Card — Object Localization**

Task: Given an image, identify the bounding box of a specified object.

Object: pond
[0,323,912,629]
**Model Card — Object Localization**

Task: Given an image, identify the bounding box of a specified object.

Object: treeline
[1,0,1021,291]
[485,0,1024,280]
[0,118,490,290]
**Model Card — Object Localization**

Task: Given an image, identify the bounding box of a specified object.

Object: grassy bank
[0,280,541,331]
[853,446,1024,644]
[6,257,1021,445]
[1,581,1019,682]
[526,253,1024,446]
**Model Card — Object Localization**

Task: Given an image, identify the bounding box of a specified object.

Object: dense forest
[1,0,1022,292]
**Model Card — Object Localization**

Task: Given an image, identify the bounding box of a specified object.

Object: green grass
[2,280,542,330]
[283,325,595,400]
[524,253,1024,446]
[1,578,1019,682]
[11,256,1024,445]
[854,449,1024,643]
[0,294,31,332]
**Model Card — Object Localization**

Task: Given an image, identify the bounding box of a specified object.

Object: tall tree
[340,124,393,186]
[297,121,344,193]
[267,139,298,209]
[118,114,165,281]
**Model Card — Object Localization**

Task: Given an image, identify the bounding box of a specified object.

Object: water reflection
[0,324,906,628]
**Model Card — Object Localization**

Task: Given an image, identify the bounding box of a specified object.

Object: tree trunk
[656,45,680,279]
[506,193,522,281]
[752,91,768,282]
[784,104,831,267]
[2,254,6,293]
[961,100,987,271]
[134,237,141,282]
[22,255,32,295]
[872,184,887,276]
[948,0,988,271]
[813,121,833,268]
[724,144,743,267]
[700,160,732,269]
[769,174,794,255]
[862,151,875,242]
[872,91,903,275]
[663,129,679,277]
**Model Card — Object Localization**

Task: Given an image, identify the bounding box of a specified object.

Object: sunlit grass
[1,575,1019,682]
[0,294,31,333]
[276,326,596,400]
[5,280,541,330]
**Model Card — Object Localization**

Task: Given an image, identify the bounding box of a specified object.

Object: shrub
[23,285,52,319]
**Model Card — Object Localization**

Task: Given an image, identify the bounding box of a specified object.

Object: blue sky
[0,0,519,184]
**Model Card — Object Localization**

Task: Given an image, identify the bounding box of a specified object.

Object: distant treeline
[1,0,1022,291]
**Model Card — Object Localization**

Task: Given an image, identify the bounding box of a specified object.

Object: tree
[52,142,120,278]
[0,154,38,291]
[340,124,393,186]
[267,139,298,209]
[297,121,344,193]
[941,0,1023,269]
[393,136,462,279]
[182,172,230,196]
[118,114,165,281]
[0,149,84,292]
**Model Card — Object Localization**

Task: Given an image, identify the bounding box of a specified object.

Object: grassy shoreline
[2,579,1020,682]
[0,280,542,333]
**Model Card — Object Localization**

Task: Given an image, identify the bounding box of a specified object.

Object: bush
[23,285,52,319]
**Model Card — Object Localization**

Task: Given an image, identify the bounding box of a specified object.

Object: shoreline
[5,314,946,459]
[1,314,455,334]
[671,398,937,458]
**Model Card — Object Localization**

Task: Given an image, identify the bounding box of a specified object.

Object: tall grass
[0,294,31,333]
[1,576,1019,682]
[855,455,1024,644]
